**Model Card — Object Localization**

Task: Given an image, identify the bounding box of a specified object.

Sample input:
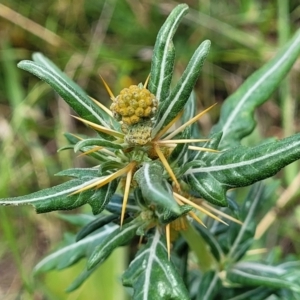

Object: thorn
[199,201,243,225]
[188,211,206,228]
[144,74,150,88]
[154,110,184,140]
[71,115,124,138]
[173,192,228,226]
[164,103,217,140]
[188,146,220,153]
[99,75,115,100]
[89,97,113,116]
[78,146,103,156]
[154,144,180,191]
[70,162,134,195]
[121,163,135,226]
[166,223,171,260]
[158,139,210,144]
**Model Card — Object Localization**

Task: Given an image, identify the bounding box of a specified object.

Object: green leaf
[226,287,273,300]
[76,214,119,241]
[55,168,99,179]
[211,28,300,149]
[169,127,191,167]
[149,4,189,102]
[0,178,103,213]
[134,162,181,214]
[185,133,300,206]
[226,183,265,262]
[87,220,140,270]
[182,91,202,139]
[122,229,190,300]
[17,60,120,131]
[66,267,97,292]
[227,262,300,292]
[152,39,211,137]
[196,270,221,300]
[193,223,224,262]
[57,213,96,227]
[87,179,119,215]
[106,194,140,214]
[74,138,123,152]
[34,224,118,273]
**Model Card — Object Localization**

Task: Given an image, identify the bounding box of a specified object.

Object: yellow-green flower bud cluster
[110,85,158,125]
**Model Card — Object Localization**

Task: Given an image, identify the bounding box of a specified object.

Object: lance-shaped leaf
[181,91,202,139]
[149,4,188,101]
[227,262,300,292]
[55,168,99,179]
[211,28,300,149]
[169,128,191,167]
[193,223,224,262]
[66,267,98,292]
[34,224,117,273]
[87,178,119,215]
[76,214,119,241]
[226,183,268,262]
[87,220,141,270]
[152,39,211,137]
[226,287,274,300]
[74,138,123,152]
[17,60,120,130]
[106,194,140,215]
[134,162,181,214]
[185,133,300,206]
[122,229,190,300]
[0,178,105,213]
[196,270,221,300]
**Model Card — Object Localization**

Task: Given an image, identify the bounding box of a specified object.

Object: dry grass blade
[0,3,65,47]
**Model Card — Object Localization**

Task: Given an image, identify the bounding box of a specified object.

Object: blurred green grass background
[0,0,300,299]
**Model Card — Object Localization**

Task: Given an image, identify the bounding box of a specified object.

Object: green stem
[181,222,215,272]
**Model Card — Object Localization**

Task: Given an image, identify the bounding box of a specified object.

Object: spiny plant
[2,4,300,299]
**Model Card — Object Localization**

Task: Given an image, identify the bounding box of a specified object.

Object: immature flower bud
[110,84,158,125]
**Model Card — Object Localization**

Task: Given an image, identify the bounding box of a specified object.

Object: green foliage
[1,3,300,299]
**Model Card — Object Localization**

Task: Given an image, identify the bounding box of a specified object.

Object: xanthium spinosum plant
[2,4,300,299]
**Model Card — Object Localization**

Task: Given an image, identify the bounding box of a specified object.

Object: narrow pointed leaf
[87,178,119,215]
[196,270,221,300]
[227,262,300,292]
[181,91,202,139]
[87,220,140,270]
[186,133,300,206]
[169,128,191,167]
[76,214,119,241]
[226,287,273,300]
[106,194,140,214]
[55,168,99,179]
[227,183,265,261]
[134,162,181,214]
[66,267,97,292]
[34,224,117,273]
[122,229,190,300]
[74,138,123,152]
[0,178,102,213]
[193,223,224,262]
[211,28,300,149]
[17,60,120,130]
[149,4,189,101]
[153,39,211,137]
